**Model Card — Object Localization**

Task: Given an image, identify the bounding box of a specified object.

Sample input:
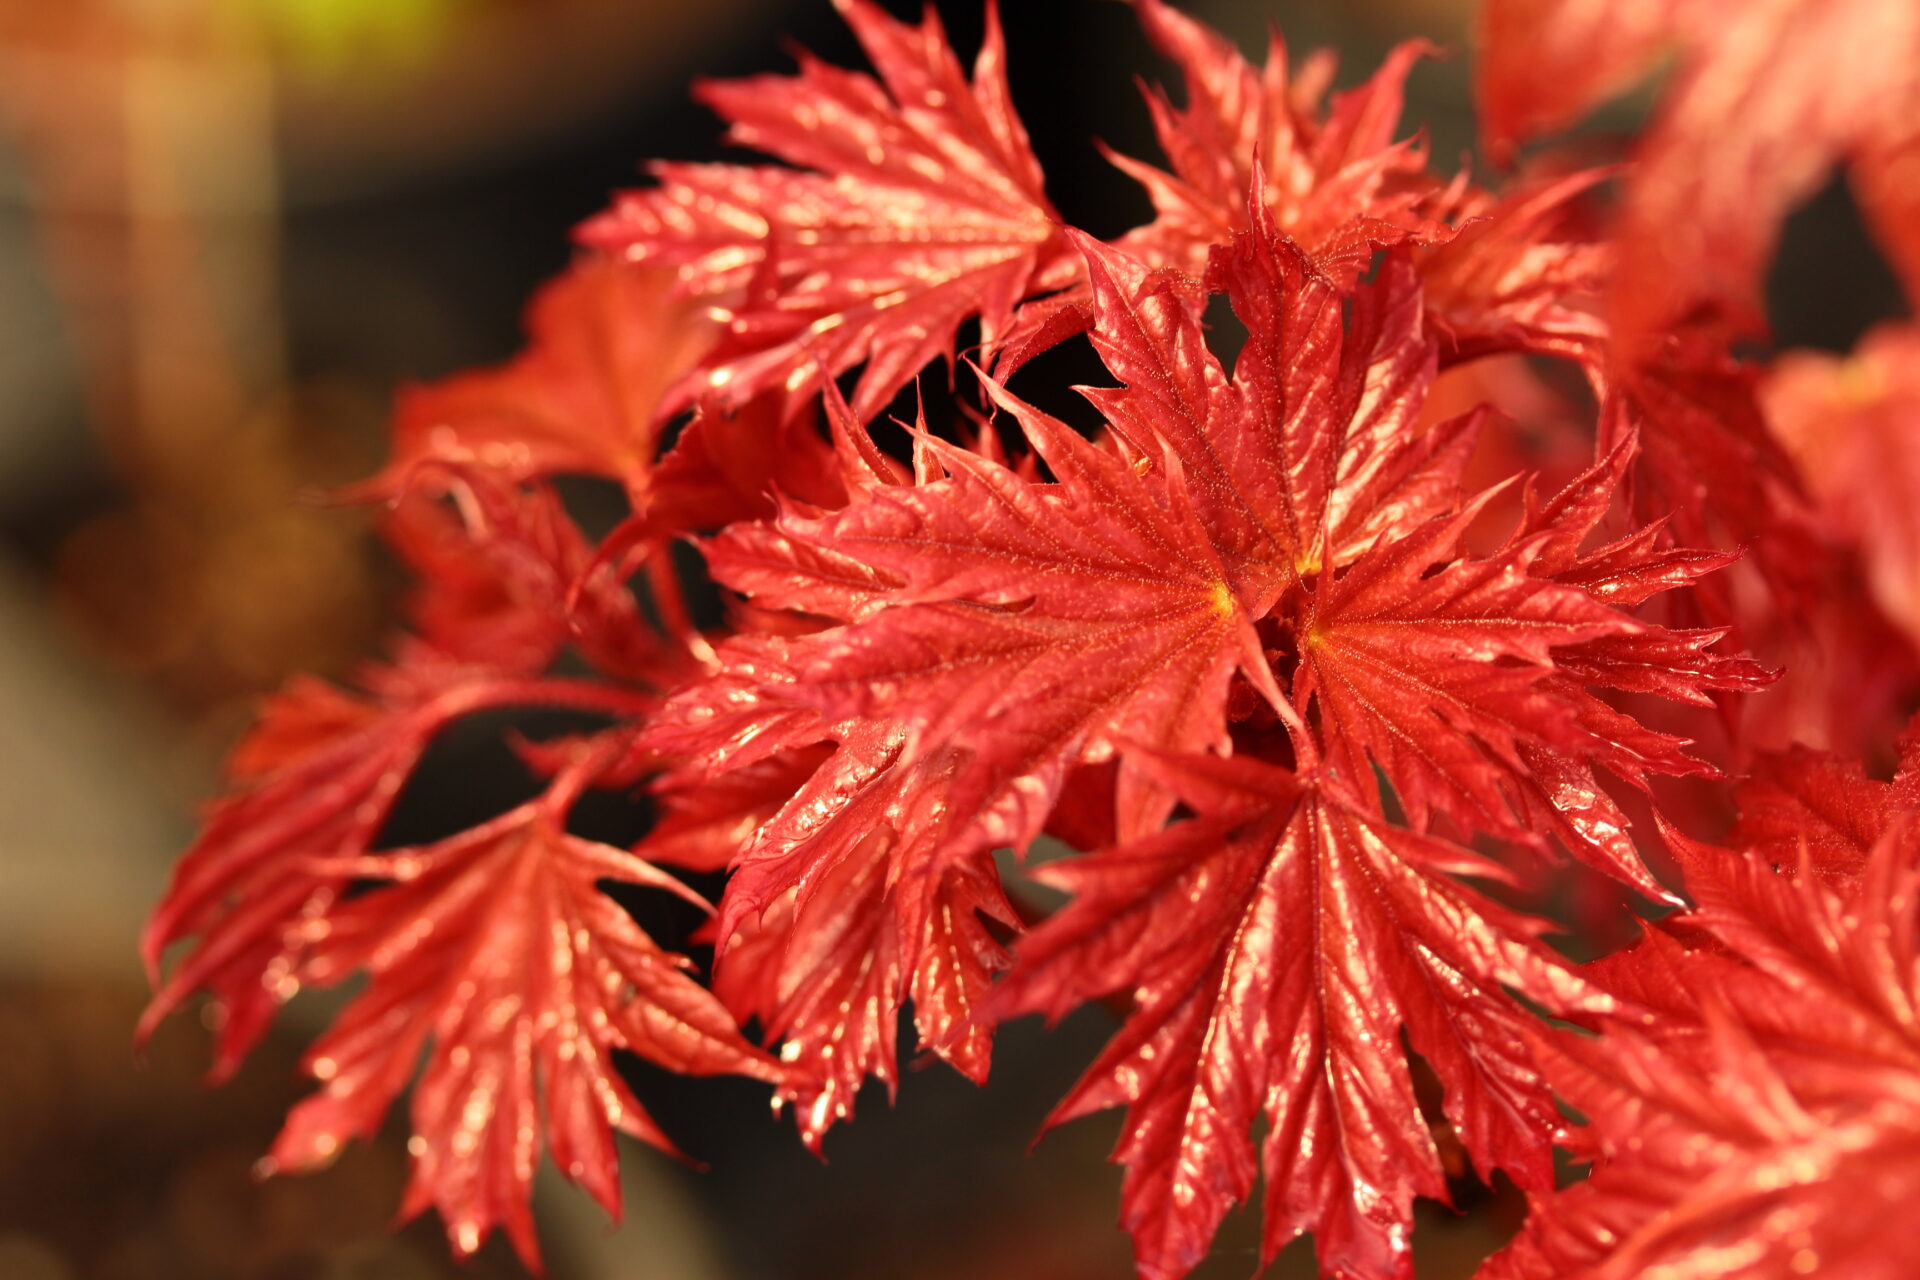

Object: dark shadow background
[0,2,1903,1278]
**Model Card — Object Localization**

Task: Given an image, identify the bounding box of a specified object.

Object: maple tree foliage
[1105,0,1445,284]
[361,258,720,499]
[1765,324,1920,649]
[582,0,1076,422]
[1482,805,1920,1280]
[1478,0,1920,354]
[136,1,1920,1278]
[1476,0,1920,757]
[262,761,781,1269]
[992,752,1608,1280]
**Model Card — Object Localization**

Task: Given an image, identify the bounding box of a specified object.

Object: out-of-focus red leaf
[380,469,662,682]
[1478,0,1920,352]
[1475,0,1689,159]
[645,397,846,535]
[362,257,716,498]
[1855,120,1920,305]
[1767,324,1920,647]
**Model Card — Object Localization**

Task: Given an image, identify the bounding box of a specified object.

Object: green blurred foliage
[224,0,461,71]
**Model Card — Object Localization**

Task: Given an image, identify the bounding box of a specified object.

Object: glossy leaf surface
[583,0,1070,420]
[997,753,1605,1280]
[1482,824,1920,1280]
[263,803,777,1270]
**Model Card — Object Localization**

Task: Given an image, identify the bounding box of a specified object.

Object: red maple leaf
[142,665,772,1270]
[1079,218,1478,588]
[378,467,664,681]
[1481,817,1920,1280]
[1112,0,1444,283]
[996,1,1617,380]
[997,4,1470,373]
[657,182,1765,1180]
[260,777,778,1270]
[654,205,1473,1138]
[1478,0,1920,352]
[363,256,718,499]
[661,389,1276,1132]
[993,752,1607,1280]
[709,822,1015,1146]
[1766,324,1920,649]
[581,0,1072,420]
[1412,168,1615,363]
[635,745,835,875]
[1585,314,1813,621]
[138,662,651,1080]
[636,727,982,1143]
[1471,2,1920,759]
[1575,330,1907,756]
[1727,748,1920,882]
[1295,427,1769,895]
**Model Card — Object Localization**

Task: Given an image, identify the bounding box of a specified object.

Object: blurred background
[0,1,1901,1278]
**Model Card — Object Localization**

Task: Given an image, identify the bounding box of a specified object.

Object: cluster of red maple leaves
[139,1,1920,1277]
